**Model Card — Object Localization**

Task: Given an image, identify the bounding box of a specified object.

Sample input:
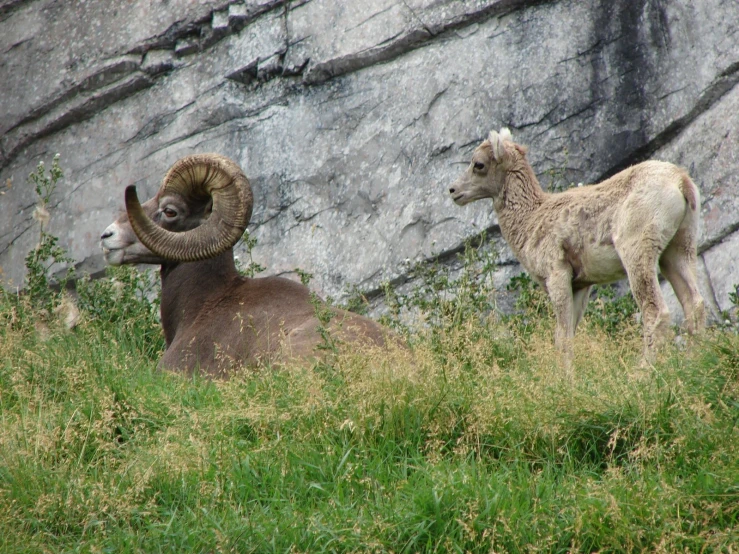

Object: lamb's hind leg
[659,228,706,335]
[617,238,672,362]
[572,285,592,332]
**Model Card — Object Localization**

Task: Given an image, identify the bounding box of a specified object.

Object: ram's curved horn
[125,154,253,262]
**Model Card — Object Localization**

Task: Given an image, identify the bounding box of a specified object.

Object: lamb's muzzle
[450,127,706,363]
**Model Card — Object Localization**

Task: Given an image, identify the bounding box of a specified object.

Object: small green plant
[294,267,338,353]
[504,272,551,338]
[507,273,549,316]
[76,265,164,359]
[505,274,639,337]
[717,284,739,332]
[543,147,576,192]
[312,293,338,353]
[76,266,159,323]
[380,233,499,348]
[295,268,313,287]
[22,154,74,315]
[379,278,403,330]
[341,284,370,315]
[586,284,639,335]
[379,258,451,336]
[236,230,265,278]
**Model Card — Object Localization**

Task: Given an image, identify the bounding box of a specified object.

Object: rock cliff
[1,0,737,319]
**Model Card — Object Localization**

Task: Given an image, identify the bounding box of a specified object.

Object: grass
[0,160,737,552]
[1,269,738,552]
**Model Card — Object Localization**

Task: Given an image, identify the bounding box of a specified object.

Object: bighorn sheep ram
[449,128,705,361]
[101,153,392,377]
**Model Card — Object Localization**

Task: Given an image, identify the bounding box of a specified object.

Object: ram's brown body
[156,252,388,377]
[102,154,391,377]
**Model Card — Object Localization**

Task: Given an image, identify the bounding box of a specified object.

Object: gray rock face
[1,0,738,323]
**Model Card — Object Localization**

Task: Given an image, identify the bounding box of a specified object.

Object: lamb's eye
[473,162,485,171]
[162,208,177,218]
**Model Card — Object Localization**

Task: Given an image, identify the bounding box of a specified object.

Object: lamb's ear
[499,127,512,142]
[488,129,507,163]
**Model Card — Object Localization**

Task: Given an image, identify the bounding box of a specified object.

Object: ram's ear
[488,129,509,163]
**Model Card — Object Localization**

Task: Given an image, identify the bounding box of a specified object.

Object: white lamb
[449,128,705,362]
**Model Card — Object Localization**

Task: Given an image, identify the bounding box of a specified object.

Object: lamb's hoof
[673,334,686,350]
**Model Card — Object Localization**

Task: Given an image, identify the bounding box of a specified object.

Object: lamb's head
[101,153,252,265]
[449,128,525,205]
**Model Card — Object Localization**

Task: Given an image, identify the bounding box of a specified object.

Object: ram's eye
[473,162,485,171]
[162,208,177,218]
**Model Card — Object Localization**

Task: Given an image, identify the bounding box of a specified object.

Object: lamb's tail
[678,172,700,234]
[679,172,699,212]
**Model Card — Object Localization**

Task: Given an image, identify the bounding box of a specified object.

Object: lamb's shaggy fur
[449,128,705,361]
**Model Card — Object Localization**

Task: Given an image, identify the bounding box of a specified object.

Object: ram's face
[102,179,218,266]
[101,192,211,265]
[100,195,163,265]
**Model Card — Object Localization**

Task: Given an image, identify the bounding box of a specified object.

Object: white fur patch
[488,129,508,162]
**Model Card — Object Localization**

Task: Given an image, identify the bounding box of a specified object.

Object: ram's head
[101,154,252,265]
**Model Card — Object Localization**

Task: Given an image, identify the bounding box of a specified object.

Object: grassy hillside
[0,160,737,552]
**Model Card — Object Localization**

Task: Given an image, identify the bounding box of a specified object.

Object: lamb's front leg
[546,269,575,367]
